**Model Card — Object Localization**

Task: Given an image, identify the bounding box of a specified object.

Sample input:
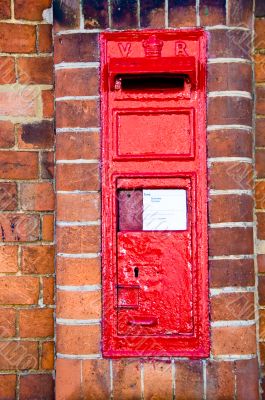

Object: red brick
[208,96,252,126]
[209,258,255,288]
[208,63,252,92]
[20,374,54,400]
[206,361,235,399]
[0,246,18,273]
[18,120,54,150]
[256,181,265,209]
[41,341,54,370]
[144,362,172,400]
[209,227,253,256]
[0,57,16,84]
[257,212,265,240]
[111,0,138,29]
[0,375,16,400]
[200,0,226,25]
[20,182,55,211]
[43,277,54,305]
[0,121,15,148]
[258,276,265,306]
[82,359,110,399]
[0,0,11,19]
[259,310,265,339]
[211,292,255,320]
[228,0,253,28]
[211,325,256,355]
[0,213,40,242]
[256,86,265,115]
[256,118,265,147]
[42,90,54,118]
[57,324,100,355]
[209,162,253,190]
[14,0,52,20]
[56,131,99,160]
[0,89,38,117]
[57,193,100,222]
[113,360,141,399]
[0,341,38,369]
[0,309,16,338]
[41,152,54,179]
[168,0,196,27]
[175,360,203,400]
[0,276,39,305]
[255,18,265,49]
[208,129,252,158]
[56,163,99,191]
[0,151,38,179]
[56,257,101,286]
[0,24,36,53]
[18,56,53,85]
[56,100,98,128]
[39,24,52,53]
[56,359,82,400]
[57,225,100,254]
[235,358,259,400]
[21,245,54,274]
[42,214,54,241]
[209,194,253,223]
[56,68,98,97]
[57,290,101,319]
[54,33,99,64]
[258,254,265,273]
[256,149,265,178]
[19,309,54,338]
[208,29,251,59]
[0,183,17,211]
[140,1,165,28]
[53,0,80,32]
[256,54,265,83]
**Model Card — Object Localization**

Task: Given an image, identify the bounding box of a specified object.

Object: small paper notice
[143,189,187,231]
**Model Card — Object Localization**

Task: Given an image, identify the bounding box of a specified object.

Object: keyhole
[134,267,139,278]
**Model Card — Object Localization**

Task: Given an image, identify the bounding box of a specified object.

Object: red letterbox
[101,30,209,358]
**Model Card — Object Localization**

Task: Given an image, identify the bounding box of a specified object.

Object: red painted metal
[100,29,209,358]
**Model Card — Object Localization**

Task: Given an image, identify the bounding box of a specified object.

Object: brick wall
[54,1,260,399]
[0,1,55,399]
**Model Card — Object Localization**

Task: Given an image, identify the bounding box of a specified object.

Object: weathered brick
[21,245,54,274]
[57,225,100,254]
[42,214,54,241]
[82,359,110,399]
[209,162,253,190]
[53,0,80,32]
[57,325,100,355]
[54,33,99,64]
[256,149,265,178]
[228,0,253,28]
[0,341,38,369]
[112,360,141,399]
[56,163,99,191]
[208,97,252,126]
[0,183,17,211]
[20,374,54,400]
[259,310,265,338]
[0,57,16,84]
[200,0,226,25]
[209,258,255,288]
[0,0,11,19]
[255,53,265,83]
[111,0,138,29]
[0,309,16,338]
[175,360,203,400]
[14,0,52,20]
[256,181,265,209]
[19,309,54,338]
[206,361,235,399]
[0,375,16,400]
[0,246,18,273]
[41,341,54,370]
[43,277,54,305]
[56,68,98,97]
[0,276,39,305]
[211,325,256,355]
[256,118,265,147]
[209,194,253,223]
[83,0,109,29]
[20,182,55,211]
[0,214,40,242]
[18,56,53,85]
[18,121,54,149]
[209,227,253,256]
[57,193,100,222]
[235,358,259,400]
[208,63,252,92]
[208,129,252,158]
[0,121,15,148]
[208,29,252,59]
[42,90,54,118]
[56,359,82,400]
[259,276,265,306]
[256,86,265,114]
[39,24,52,53]
[56,257,101,286]
[57,290,101,319]
[0,88,39,117]
[211,292,255,320]
[169,0,196,27]
[0,151,38,179]
[41,152,54,179]
[56,131,99,160]
[56,100,99,128]
[255,18,265,49]
[0,24,36,53]
[140,0,165,28]
[144,362,172,400]
[257,212,265,240]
